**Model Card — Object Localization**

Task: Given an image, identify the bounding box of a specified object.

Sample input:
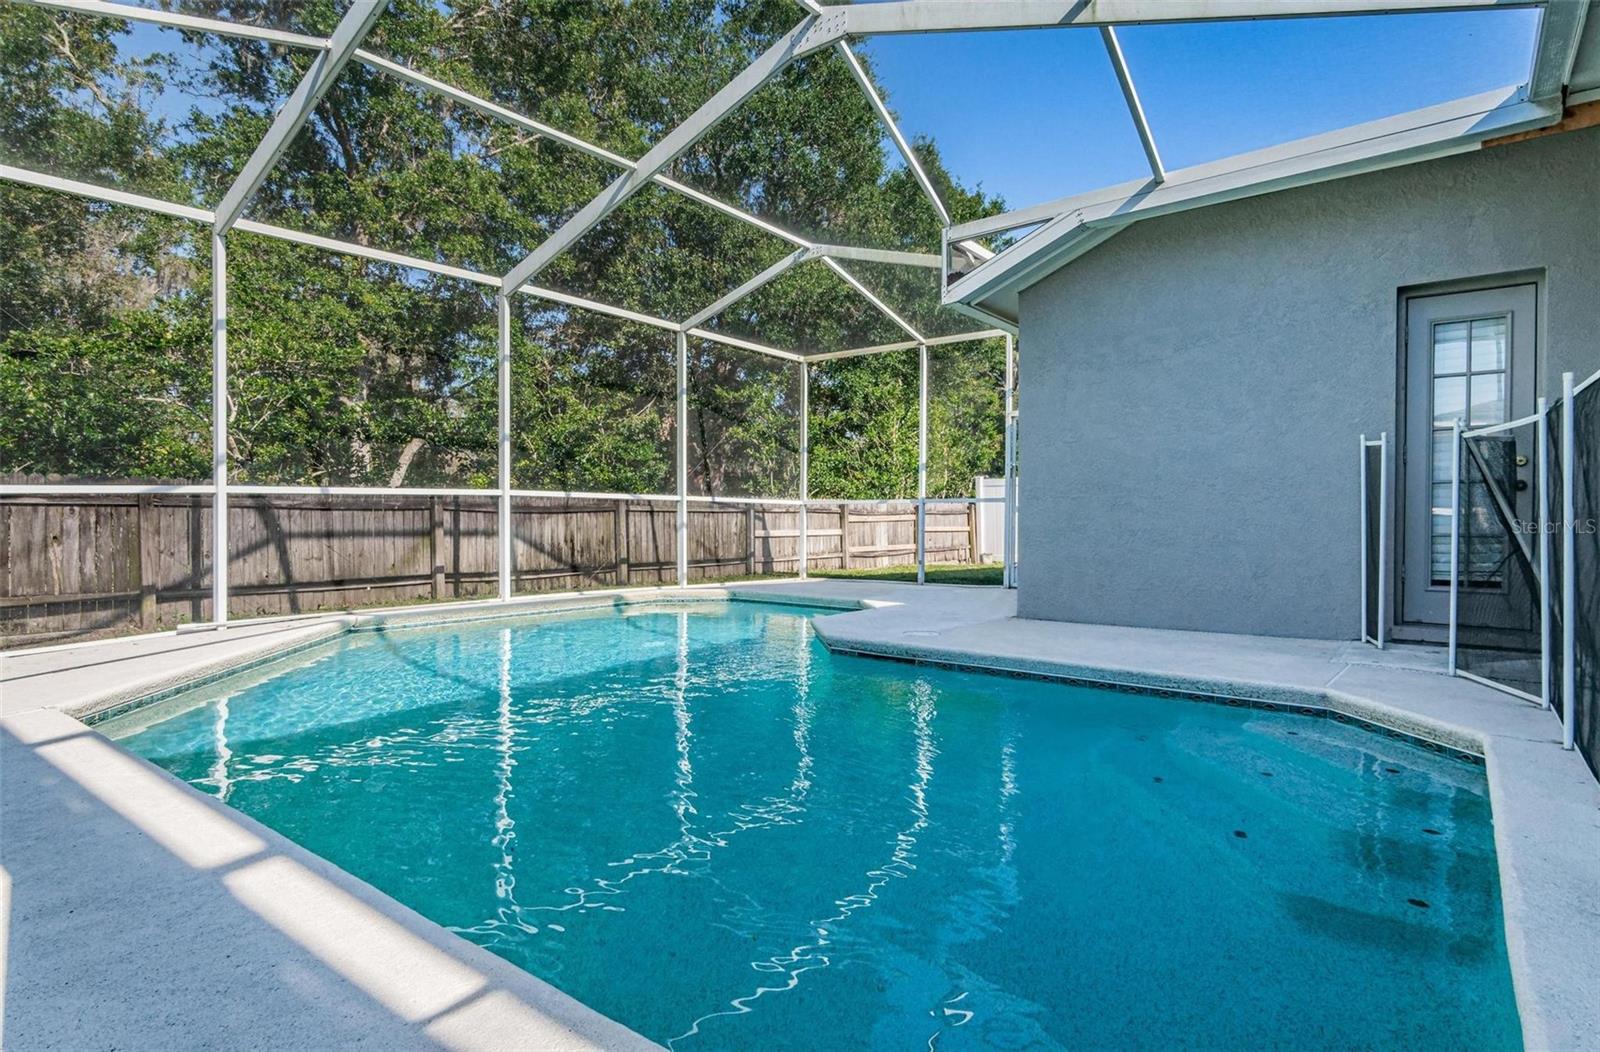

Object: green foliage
[511,309,678,494]
[0,307,211,480]
[688,341,801,498]
[813,563,1004,586]
[227,232,499,486]
[0,0,1009,495]
[810,352,921,499]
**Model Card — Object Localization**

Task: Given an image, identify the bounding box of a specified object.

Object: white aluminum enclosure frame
[1359,431,1388,650]
[1538,396,1552,711]
[799,364,811,581]
[1560,371,1577,750]
[916,342,930,584]
[210,232,228,623]
[1448,418,1464,674]
[1002,332,1018,589]
[3,0,1570,625]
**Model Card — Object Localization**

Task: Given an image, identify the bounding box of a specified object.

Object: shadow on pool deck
[0,710,658,1052]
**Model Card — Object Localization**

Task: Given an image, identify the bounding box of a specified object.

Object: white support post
[211,231,229,625]
[1360,433,1369,643]
[1537,397,1552,709]
[917,342,929,585]
[1561,372,1576,749]
[799,362,810,581]
[1002,332,1016,590]
[1377,430,1388,649]
[497,294,512,601]
[677,331,690,588]
[1448,418,1463,674]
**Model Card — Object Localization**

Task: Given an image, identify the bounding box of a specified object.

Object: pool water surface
[100,600,1521,1050]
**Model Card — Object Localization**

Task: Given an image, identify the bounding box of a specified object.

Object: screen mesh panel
[1570,379,1598,780]
[359,0,692,160]
[0,6,299,205]
[686,340,800,500]
[669,46,946,250]
[927,339,1006,500]
[809,350,919,501]
[228,232,496,487]
[700,257,906,358]
[539,183,794,325]
[0,192,212,484]
[845,260,982,341]
[509,301,675,496]
[249,62,618,276]
[1455,423,1543,698]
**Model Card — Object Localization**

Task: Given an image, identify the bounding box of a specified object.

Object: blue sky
[104,6,1540,223]
[860,7,1543,211]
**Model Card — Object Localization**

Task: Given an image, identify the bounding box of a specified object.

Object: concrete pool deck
[2,580,1597,1049]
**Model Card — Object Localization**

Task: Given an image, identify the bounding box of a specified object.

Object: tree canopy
[0,0,1008,499]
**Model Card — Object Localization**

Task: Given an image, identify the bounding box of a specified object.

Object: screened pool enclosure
[1,0,1583,641]
[2,0,1044,633]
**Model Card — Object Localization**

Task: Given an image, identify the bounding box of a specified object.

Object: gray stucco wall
[1016,125,1600,639]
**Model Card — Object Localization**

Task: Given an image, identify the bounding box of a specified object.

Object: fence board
[2,480,980,646]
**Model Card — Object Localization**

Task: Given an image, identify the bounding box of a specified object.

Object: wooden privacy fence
[0,486,979,647]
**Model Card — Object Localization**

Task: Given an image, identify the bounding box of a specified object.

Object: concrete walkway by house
[2,581,1597,1049]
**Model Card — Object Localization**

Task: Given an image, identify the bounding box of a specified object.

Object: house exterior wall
[1015,126,1600,639]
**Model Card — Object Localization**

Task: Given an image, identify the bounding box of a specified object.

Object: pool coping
[4,580,1597,1049]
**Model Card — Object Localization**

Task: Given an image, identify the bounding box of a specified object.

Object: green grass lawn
[810,563,1003,586]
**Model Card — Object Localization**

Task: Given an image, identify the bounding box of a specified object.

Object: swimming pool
[99,600,1521,1050]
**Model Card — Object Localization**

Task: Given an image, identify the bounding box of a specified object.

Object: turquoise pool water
[100,600,1521,1050]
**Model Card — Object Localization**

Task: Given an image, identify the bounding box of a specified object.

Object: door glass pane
[1430,512,1453,585]
[1428,311,1510,587]
[1469,373,1507,427]
[1433,376,1467,426]
[1433,321,1469,373]
[1470,316,1508,371]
